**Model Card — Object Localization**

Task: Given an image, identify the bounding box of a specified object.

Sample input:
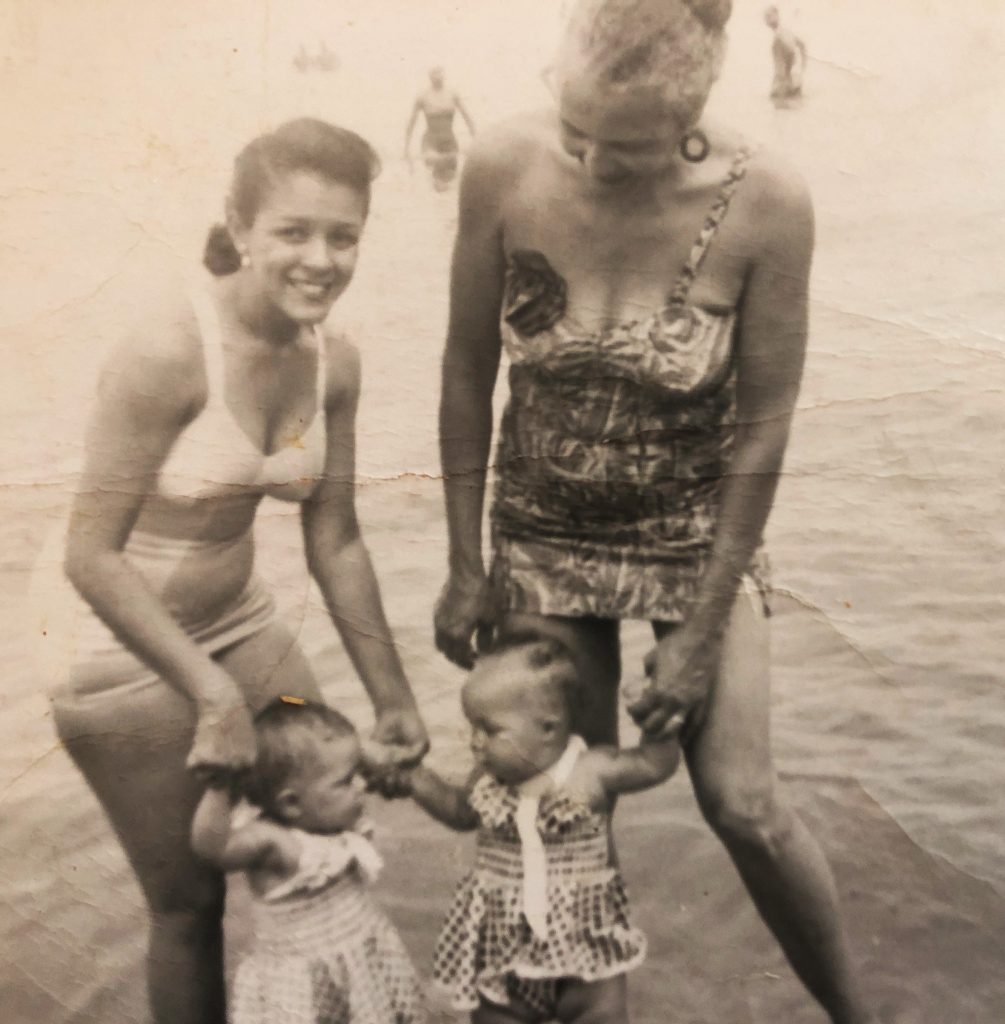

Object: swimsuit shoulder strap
[669,144,755,307]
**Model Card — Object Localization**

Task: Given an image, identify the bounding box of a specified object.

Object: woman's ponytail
[202,223,242,276]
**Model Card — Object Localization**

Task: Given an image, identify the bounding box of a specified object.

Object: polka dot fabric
[433,773,646,1016]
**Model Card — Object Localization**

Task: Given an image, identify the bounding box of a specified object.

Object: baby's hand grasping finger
[622,679,653,718]
[359,739,415,798]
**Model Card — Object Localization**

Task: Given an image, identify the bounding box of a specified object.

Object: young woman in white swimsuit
[48,118,429,1024]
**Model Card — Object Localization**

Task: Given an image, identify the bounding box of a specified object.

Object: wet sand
[2,1,1005,1021]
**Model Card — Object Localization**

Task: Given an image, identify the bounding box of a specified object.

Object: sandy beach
[2,1,1004,1020]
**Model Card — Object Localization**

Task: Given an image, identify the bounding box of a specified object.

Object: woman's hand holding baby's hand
[627,628,722,738]
[186,668,256,780]
[360,733,424,799]
[372,706,429,765]
[434,571,496,669]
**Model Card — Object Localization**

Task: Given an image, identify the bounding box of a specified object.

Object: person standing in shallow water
[434,1,879,1021]
[49,119,428,1024]
[404,66,477,191]
[764,4,807,103]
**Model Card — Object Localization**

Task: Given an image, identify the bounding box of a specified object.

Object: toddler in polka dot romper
[398,634,681,1023]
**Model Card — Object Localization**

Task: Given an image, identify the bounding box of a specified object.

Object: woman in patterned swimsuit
[434,2,876,1022]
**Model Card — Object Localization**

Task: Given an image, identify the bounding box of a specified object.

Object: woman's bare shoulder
[741,144,814,227]
[702,130,814,262]
[462,111,553,198]
[95,266,207,414]
[318,323,362,410]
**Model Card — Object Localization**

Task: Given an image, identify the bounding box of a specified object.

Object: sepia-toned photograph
[2,1,1003,1022]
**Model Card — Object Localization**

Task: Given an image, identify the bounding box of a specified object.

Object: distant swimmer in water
[404,67,476,191]
[764,5,807,104]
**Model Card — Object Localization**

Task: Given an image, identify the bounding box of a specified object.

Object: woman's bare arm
[64,306,245,710]
[636,157,814,733]
[434,134,511,666]
[301,336,426,756]
[688,158,813,635]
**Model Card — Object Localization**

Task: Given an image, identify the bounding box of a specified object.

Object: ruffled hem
[491,540,773,624]
[233,927,425,1024]
[433,871,646,1012]
[434,947,646,1014]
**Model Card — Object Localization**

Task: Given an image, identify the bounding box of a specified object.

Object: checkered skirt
[432,777,646,1012]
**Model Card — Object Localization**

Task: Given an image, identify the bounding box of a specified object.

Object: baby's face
[285,733,366,834]
[462,651,570,785]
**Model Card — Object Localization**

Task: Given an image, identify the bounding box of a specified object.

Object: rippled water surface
[3,0,1003,913]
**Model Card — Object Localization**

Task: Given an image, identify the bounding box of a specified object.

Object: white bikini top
[156,284,328,504]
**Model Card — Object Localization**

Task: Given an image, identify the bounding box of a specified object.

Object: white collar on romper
[515,734,588,939]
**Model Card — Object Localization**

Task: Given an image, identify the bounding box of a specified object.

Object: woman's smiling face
[229,169,367,325]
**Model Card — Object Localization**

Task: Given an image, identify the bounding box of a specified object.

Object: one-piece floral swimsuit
[489,144,771,622]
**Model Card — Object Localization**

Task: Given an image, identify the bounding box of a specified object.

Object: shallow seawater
[2,0,1003,921]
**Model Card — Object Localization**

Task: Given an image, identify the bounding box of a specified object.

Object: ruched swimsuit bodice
[490,146,766,622]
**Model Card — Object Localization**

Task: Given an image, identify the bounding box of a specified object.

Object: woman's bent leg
[53,622,323,1024]
[55,683,226,1024]
[666,588,874,1024]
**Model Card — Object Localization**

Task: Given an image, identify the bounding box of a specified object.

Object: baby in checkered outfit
[396,634,681,1023]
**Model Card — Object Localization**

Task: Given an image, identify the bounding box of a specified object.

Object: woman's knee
[694,771,796,855]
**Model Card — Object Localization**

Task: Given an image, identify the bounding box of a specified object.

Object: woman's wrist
[192,668,242,713]
[447,557,487,584]
[686,569,746,636]
[374,692,421,717]
[679,608,729,643]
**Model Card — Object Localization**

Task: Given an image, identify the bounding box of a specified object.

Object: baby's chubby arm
[191,783,288,874]
[407,764,481,832]
[592,732,682,797]
[361,737,480,830]
[566,682,683,801]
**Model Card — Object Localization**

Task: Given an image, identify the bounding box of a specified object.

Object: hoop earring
[680,127,710,163]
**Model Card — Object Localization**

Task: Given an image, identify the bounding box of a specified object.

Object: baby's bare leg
[472,995,539,1024]
[555,975,628,1024]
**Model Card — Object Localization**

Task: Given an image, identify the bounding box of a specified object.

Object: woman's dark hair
[243,698,358,815]
[203,118,382,276]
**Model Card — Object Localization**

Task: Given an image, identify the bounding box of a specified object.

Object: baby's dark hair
[203,117,381,276]
[243,698,357,816]
[479,630,584,719]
